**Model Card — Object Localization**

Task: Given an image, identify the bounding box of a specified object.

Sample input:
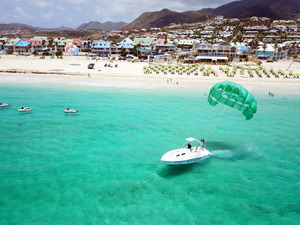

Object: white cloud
[57,6,66,11]
[41,11,54,20]
[29,0,50,7]
[63,0,88,4]
[13,6,34,20]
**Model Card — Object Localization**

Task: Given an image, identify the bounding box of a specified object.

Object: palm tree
[286,54,298,71]
[48,38,53,52]
[42,40,46,48]
[262,43,267,57]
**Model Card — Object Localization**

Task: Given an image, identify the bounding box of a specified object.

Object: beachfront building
[212,42,237,57]
[234,44,250,57]
[53,39,73,52]
[91,40,111,57]
[115,38,134,53]
[195,55,228,63]
[175,39,195,50]
[33,36,48,49]
[195,41,240,57]
[195,41,213,54]
[3,38,21,53]
[133,38,155,48]
[256,44,288,60]
[14,40,31,54]
[151,38,176,53]
[27,39,43,52]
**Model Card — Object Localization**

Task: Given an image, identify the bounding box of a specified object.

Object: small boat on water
[64,108,78,113]
[161,137,212,166]
[18,107,32,112]
[0,103,10,107]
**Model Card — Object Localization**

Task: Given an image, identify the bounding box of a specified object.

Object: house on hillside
[91,40,111,57]
[33,36,48,42]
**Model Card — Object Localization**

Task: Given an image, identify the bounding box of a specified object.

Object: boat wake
[212,144,263,160]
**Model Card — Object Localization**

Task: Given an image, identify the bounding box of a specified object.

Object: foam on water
[0,83,300,224]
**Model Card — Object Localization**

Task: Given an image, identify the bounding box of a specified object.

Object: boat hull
[161,147,212,166]
[64,109,78,113]
[0,103,10,107]
[18,107,32,112]
[162,154,211,166]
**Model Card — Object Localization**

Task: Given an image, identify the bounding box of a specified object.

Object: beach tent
[65,43,79,56]
[195,55,228,63]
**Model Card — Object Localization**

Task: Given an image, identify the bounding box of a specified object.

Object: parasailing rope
[204,106,229,139]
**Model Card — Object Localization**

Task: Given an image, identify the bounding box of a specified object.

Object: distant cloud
[57,6,66,11]
[29,0,50,8]
[41,11,54,20]
[1,0,234,28]
[13,6,34,21]
[63,0,88,4]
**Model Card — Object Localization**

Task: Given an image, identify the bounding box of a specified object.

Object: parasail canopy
[208,81,257,120]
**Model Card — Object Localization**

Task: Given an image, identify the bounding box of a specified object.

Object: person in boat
[200,139,206,147]
[20,107,24,109]
[187,143,192,151]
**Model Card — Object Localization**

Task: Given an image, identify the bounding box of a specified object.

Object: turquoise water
[0,83,300,225]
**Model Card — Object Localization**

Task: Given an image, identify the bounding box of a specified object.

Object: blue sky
[0,0,233,28]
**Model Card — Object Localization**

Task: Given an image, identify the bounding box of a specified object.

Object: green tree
[132,47,140,57]
[56,49,63,58]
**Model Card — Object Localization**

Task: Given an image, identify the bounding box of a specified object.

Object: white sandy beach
[0,54,299,94]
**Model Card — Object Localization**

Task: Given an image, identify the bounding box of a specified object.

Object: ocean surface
[0,83,299,225]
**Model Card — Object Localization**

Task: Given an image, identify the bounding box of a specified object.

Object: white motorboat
[64,108,78,113]
[161,137,212,166]
[0,103,10,107]
[18,107,32,112]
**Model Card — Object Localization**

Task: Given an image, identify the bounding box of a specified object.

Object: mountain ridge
[0,0,299,33]
[76,21,127,31]
[207,0,300,20]
[123,0,299,29]
[122,8,214,30]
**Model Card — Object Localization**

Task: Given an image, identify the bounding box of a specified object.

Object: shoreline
[0,55,300,95]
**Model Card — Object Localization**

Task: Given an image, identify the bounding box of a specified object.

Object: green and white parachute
[208,81,257,120]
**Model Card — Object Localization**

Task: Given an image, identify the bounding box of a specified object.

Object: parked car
[125,55,134,60]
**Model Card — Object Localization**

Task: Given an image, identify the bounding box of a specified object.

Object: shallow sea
[0,83,299,225]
